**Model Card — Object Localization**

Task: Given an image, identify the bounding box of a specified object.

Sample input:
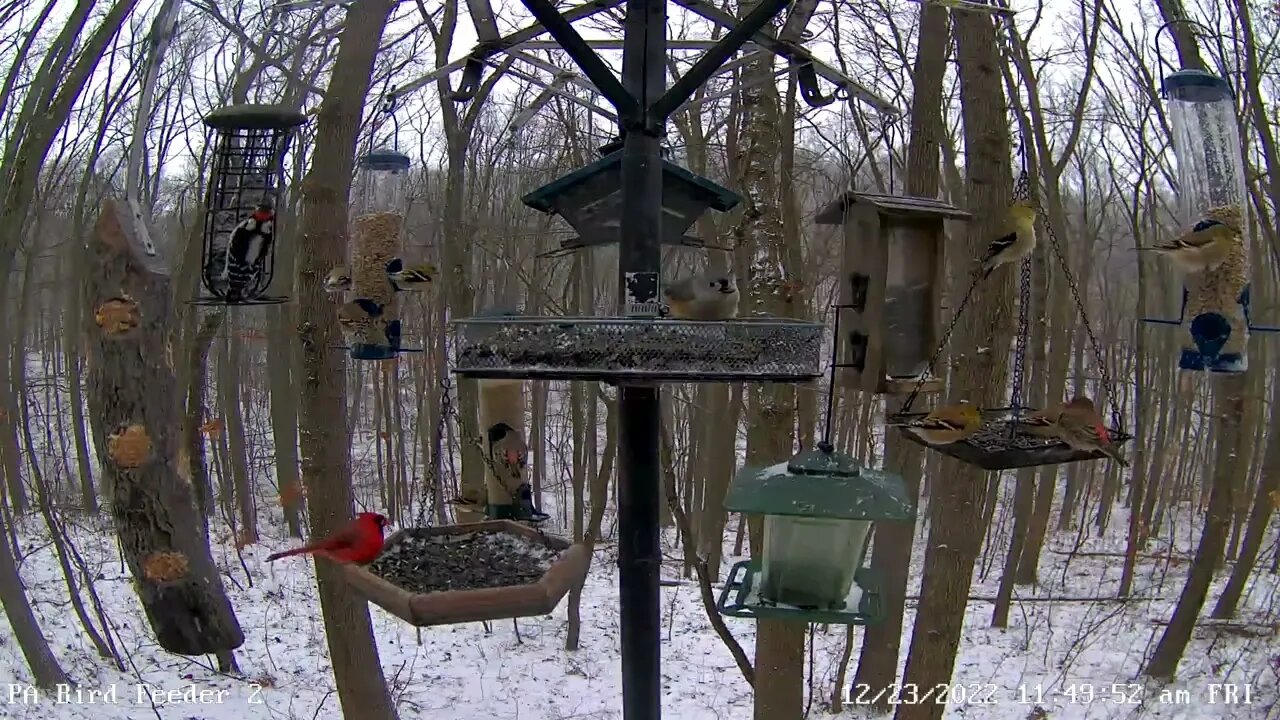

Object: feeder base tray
[452,316,824,383]
[344,520,591,626]
[888,408,1133,471]
[188,295,289,306]
[716,560,884,625]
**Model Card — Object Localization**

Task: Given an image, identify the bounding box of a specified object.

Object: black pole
[617,0,665,718]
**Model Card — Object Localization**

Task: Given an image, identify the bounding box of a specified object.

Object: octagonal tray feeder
[715,444,916,625]
[522,146,741,258]
[886,406,1134,471]
[344,520,591,626]
[451,315,825,383]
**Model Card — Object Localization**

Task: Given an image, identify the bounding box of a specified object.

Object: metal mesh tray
[452,316,824,382]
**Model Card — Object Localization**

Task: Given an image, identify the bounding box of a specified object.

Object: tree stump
[85,197,244,655]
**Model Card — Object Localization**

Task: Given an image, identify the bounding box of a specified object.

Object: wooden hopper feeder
[888,407,1134,471]
[814,192,969,395]
[344,520,591,626]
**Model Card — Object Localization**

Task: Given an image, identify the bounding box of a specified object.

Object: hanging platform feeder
[192,104,307,306]
[522,144,741,258]
[345,520,591,626]
[886,406,1134,471]
[451,315,824,383]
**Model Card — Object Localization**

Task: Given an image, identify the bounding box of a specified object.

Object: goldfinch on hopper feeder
[887,402,983,445]
[980,199,1039,279]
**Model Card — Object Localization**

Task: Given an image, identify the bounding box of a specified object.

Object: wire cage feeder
[451,315,825,383]
[192,104,307,306]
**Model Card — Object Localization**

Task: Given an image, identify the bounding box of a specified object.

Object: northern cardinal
[887,402,983,445]
[266,512,389,565]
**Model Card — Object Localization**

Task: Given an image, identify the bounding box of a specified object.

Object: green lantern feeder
[716,443,916,625]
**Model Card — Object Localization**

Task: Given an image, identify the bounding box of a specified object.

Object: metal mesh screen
[453,317,825,382]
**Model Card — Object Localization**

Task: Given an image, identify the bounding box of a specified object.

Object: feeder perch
[451,316,824,383]
[522,147,741,256]
[888,407,1134,471]
[814,192,969,394]
[192,104,307,306]
[345,520,591,626]
[1141,69,1254,373]
[716,445,915,624]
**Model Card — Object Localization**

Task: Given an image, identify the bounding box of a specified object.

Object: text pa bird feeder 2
[194,104,307,306]
[814,192,969,395]
[342,147,423,361]
[1142,69,1254,372]
[715,445,916,625]
[344,520,591,627]
[522,146,741,259]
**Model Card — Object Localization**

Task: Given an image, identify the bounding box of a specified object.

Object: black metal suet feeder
[716,444,915,624]
[192,104,307,306]
[522,146,741,259]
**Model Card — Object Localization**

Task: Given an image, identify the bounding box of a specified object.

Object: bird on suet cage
[220,202,275,301]
[662,270,740,320]
[980,200,1039,279]
[886,402,983,444]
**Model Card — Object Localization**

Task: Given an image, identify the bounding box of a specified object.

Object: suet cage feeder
[814,192,969,395]
[345,520,591,627]
[451,315,825,383]
[193,104,307,306]
[522,148,741,258]
[715,446,915,625]
[887,406,1134,471]
[1143,68,1261,372]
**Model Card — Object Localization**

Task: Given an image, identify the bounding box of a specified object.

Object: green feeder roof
[724,447,916,521]
[521,150,741,214]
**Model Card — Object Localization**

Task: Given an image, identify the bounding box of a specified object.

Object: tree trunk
[0,510,69,688]
[292,0,399,716]
[852,3,948,704]
[85,197,244,656]
[895,8,1014,719]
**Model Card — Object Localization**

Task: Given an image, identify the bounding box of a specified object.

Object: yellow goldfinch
[386,257,436,290]
[1137,218,1237,273]
[324,265,352,292]
[888,402,983,445]
[662,271,739,320]
[980,199,1039,279]
[1052,395,1129,467]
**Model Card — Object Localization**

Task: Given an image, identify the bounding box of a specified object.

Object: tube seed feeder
[1143,68,1260,372]
[356,148,412,215]
[716,443,916,625]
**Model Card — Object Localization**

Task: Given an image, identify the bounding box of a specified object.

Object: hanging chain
[900,269,984,415]
[416,373,452,526]
[1041,218,1125,433]
[1006,169,1033,428]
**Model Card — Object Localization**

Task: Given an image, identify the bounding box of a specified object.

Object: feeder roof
[361,148,412,171]
[521,150,741,214]
[203,104,308,131]
[724,447,916,521]
[1162,69,1233,103]
[815,191,971,225]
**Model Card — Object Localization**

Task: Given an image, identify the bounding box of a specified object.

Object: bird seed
[368,528,562,594]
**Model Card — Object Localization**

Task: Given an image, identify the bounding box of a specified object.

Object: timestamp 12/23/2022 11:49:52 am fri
[844,681,1257,708]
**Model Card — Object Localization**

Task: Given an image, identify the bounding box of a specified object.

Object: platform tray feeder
[345,520,591,626]
[887,407,1134,471]
[451,316,825,383]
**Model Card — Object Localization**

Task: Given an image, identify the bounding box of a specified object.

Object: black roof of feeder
[522,149,741,253]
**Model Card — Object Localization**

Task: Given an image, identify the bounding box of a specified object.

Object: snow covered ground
[2,491,1276,720]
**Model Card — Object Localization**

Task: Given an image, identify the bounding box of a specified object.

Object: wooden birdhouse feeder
[522,147,741,257]
[345,520,591,627]
[814,192,970,394]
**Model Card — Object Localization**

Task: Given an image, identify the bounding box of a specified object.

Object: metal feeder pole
[616,0,666,717]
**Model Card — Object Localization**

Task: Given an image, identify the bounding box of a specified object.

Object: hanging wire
[818,304,843,452]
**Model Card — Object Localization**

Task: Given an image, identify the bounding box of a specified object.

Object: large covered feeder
[339,147,425,361]
[814,192,969,395]
[452,315,824,383]
[522,147,741,259]
[345,520,591,626]
[1141,69,1256,372]
[715,444,916,624]
[193,104,307,306]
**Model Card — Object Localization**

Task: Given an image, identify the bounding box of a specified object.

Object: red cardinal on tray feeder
[266,512,389,565]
